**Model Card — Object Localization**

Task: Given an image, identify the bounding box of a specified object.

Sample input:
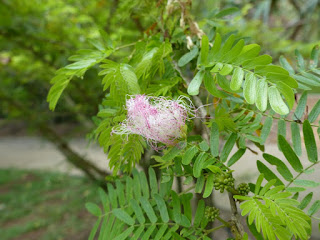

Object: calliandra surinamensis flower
[112,95,195,149]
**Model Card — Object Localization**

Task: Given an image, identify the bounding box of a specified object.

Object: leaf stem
[216,216,231,227]
[228,192,245,239]
[115,42,137,51]
[285,161,320,189]
[179,185,196,196]
[202,224,225,235]
[239,107,320,128]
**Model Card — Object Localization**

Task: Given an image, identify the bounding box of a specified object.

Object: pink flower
[112,95,195,148]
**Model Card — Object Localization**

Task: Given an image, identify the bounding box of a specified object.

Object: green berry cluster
[205,206,220,222]
[237,183,250,196]
[213,171,235,193]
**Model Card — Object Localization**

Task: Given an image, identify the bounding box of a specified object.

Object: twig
[228,192,245,240]
[285,161,320,189]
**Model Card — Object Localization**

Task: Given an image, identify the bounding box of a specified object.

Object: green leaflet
[154,225,168,240]
[278,135,303,172]
[260,117,273,145]
[262,153,293,181]
[214,7,239,18]
[107,183,118,208]
[113,226,134,240]
[310,45,319,68]
[132,170,142,200]
[119,64,141,94]
[266,73,298,88]
[98,188,109,212]
[303,120,318,163]
[140,196,157,223]
[295,49,306,70]
[178,46,199,67]
[199,140,209,151]
[210,122,220,157]
[242,55,272,70]
[171,191,181,223]
[233,44,261,65]
[208,33,221,61]
[219,64,233,75]
[162,141,187,161]
[203,71,227,98]
[227,148,246,167]
[308,99,320,123]
[206,165,222,173]
[148,167,158,196]
[86,202,102,217]
[89,218,102,240]
[193,200,205,228]
[65,59,96,69]
[154,194,169,222]
[295,74,320,87]
[116,180,126,205]
[181,193,193,221]
[291,122,302,156]
[195,175,205,193]
[276,81,294,109]
[286,187,306,192]
[243,72,256,104]
[279,56,295,74]
[255,78,268,111]
[200,35,209,65]
[257,161,284,186]
[223,39,245,63]
[182,146,198,165]
[293,179,320,188]
[255,65,289,75]
[216,34,235,61]
[135,47,158,79]
[277,119,286,139]
[294,91,307,120]
[130,199,146,224]
[217,73,234,92]
[193,152,208,178]
[141,225,156,240]
[187,70,205,95]
[220,133,237,162]
[259,179,277,196]
[254,174,265,195]
[230,67,244,91]
[308,200,320,216]
[203,173,214,198]
[112,208,135,225]
[268,86,289,115]
[246,217,264,240]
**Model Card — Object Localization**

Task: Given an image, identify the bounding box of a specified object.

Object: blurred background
[0,0,319,239]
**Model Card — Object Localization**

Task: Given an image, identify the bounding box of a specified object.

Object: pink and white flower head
[112,95,195,149]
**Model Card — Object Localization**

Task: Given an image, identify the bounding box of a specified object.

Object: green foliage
[196,33,297,115]
[48,48,111,110]
[235,174,311,240]
[280,46,320,90]
[86,168,214,240]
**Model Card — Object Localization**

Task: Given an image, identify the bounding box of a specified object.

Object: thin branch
[285,161,320,189]
[228,192,245,240]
